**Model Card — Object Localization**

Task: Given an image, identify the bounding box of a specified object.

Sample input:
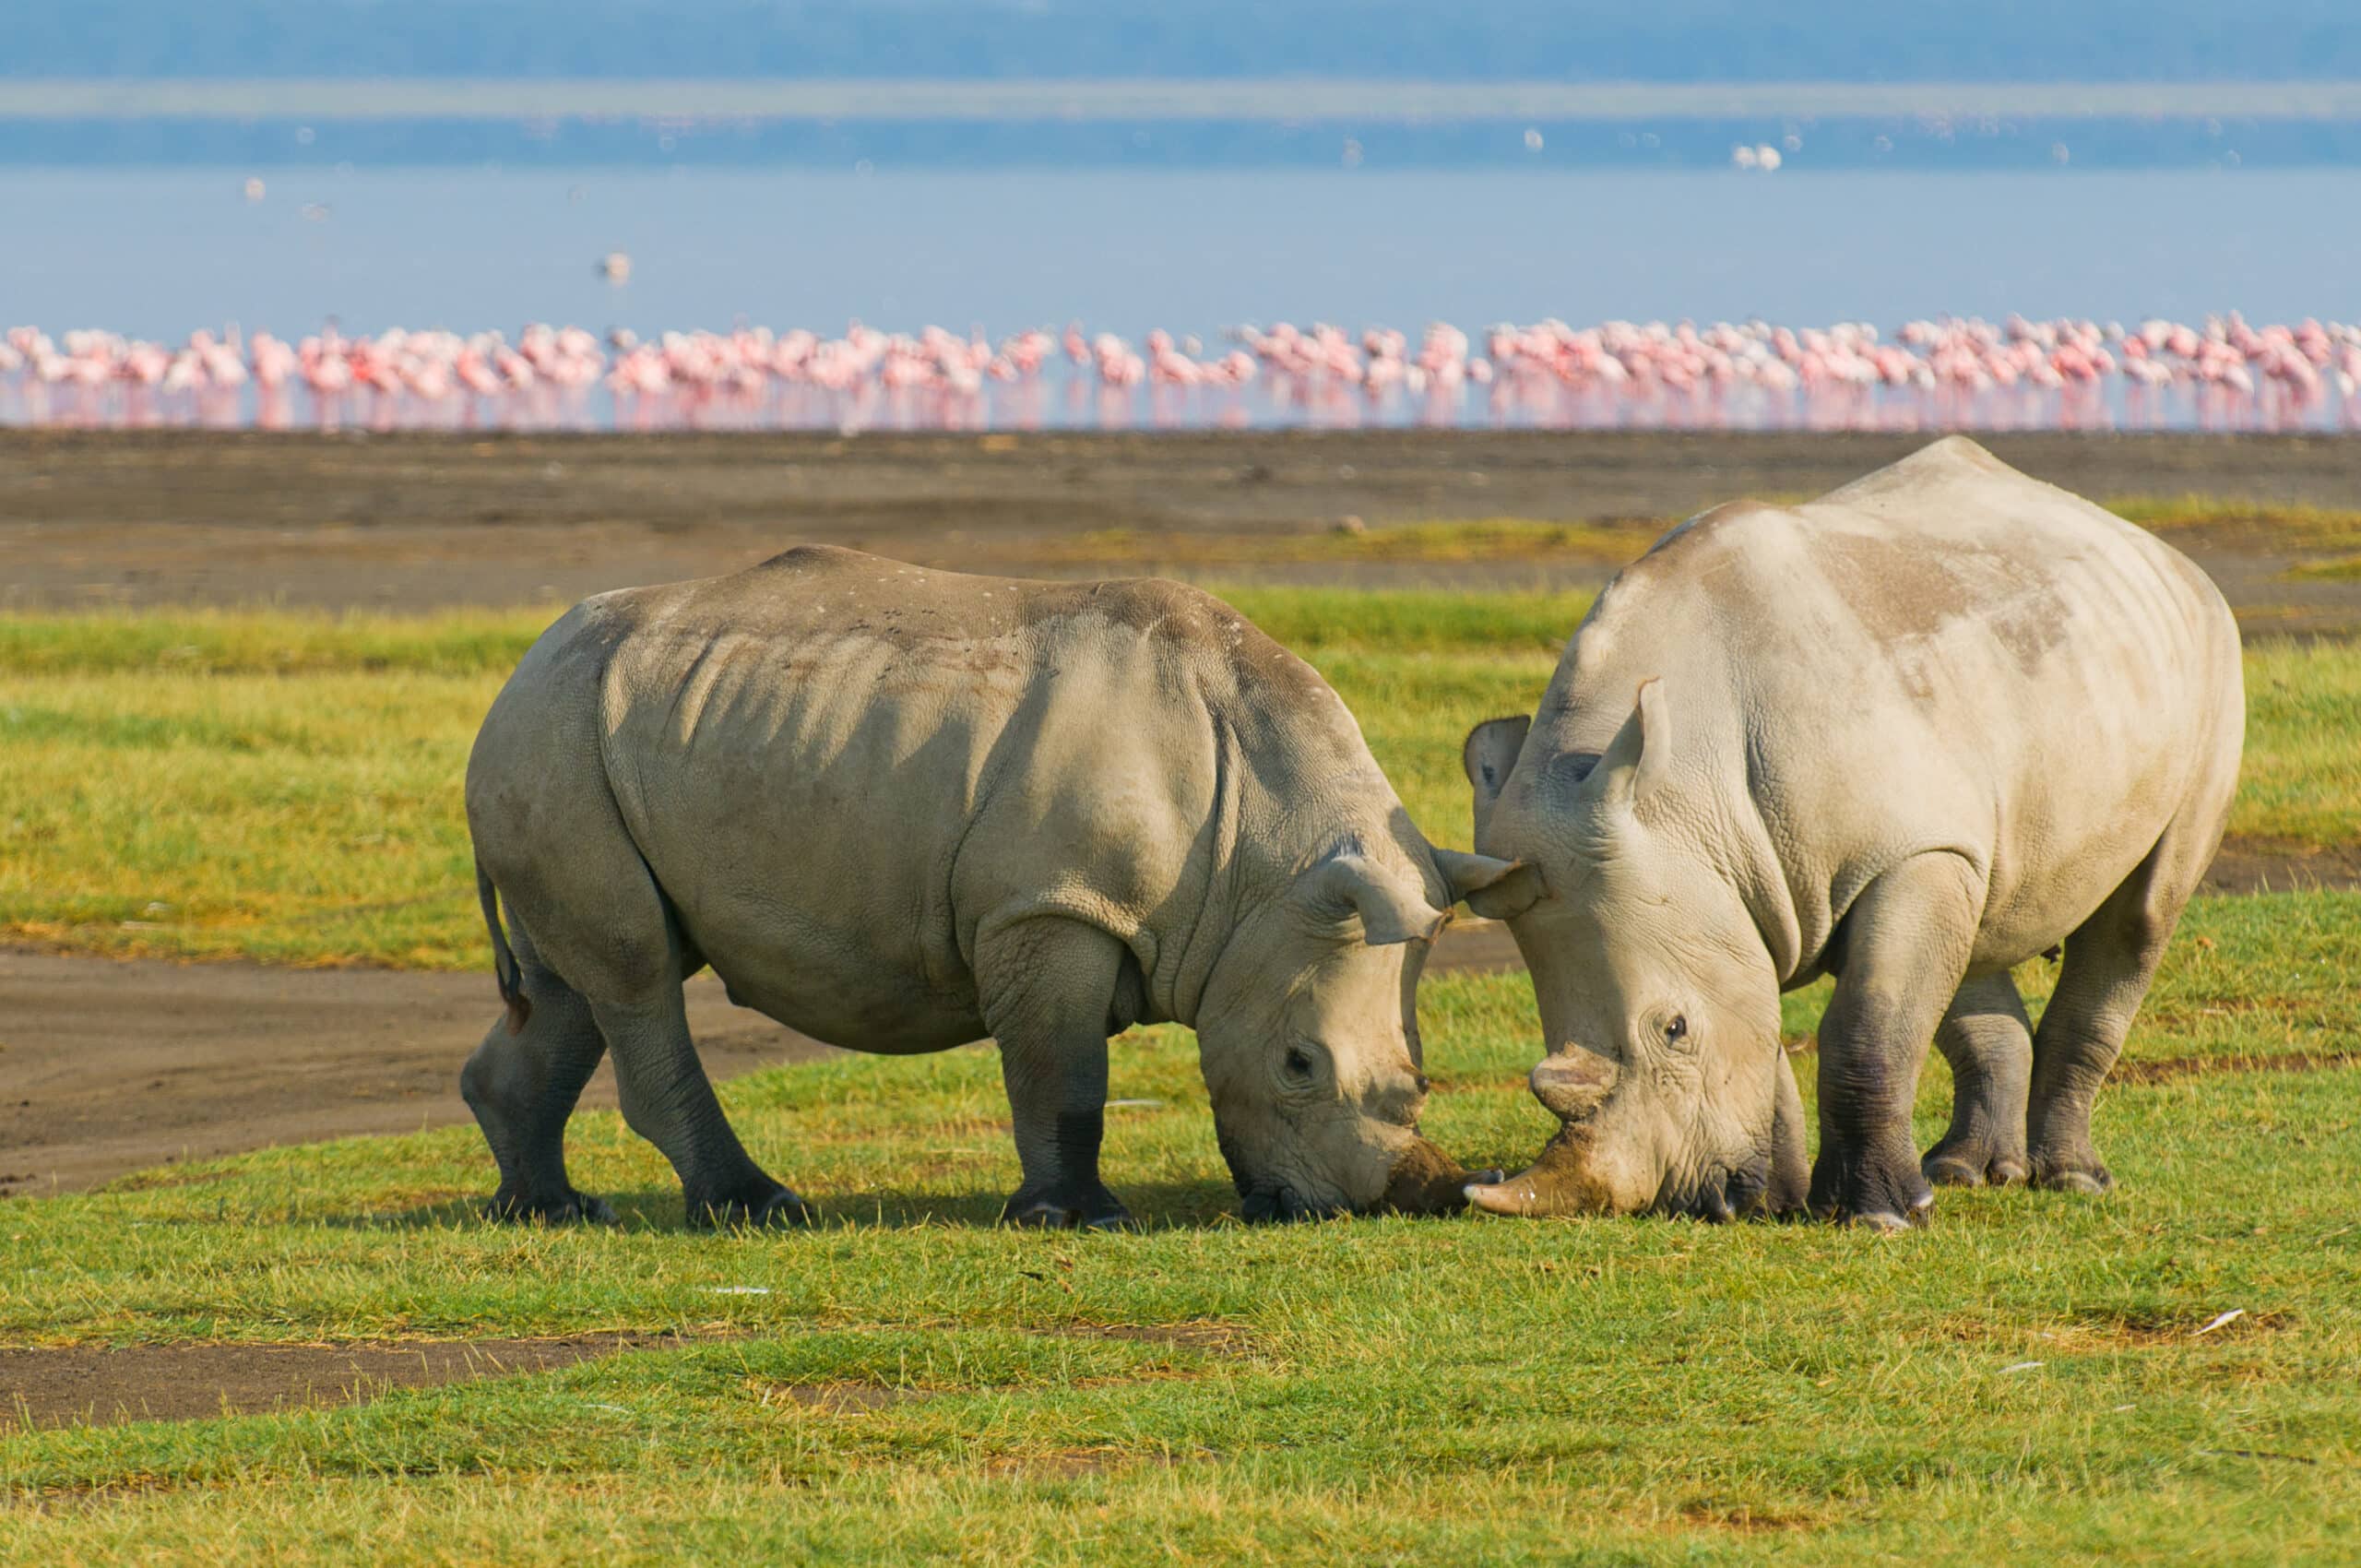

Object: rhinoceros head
[1455,681,1808,1220]
[1194,837,1519,1221]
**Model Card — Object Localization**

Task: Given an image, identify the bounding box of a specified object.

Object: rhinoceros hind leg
[1923,971,2034,1188]
[2028,827,2201,1195]
[588,990,806,1230]
[462,922,616,1224]
[978,916,1137,1232]
[1809,852,1984,1229]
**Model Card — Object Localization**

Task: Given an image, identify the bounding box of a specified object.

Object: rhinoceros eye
[1283,1046,1316,1082]
[1665,1015,1691,1048]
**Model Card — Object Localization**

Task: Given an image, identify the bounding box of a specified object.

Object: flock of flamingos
[3,313,2356,434]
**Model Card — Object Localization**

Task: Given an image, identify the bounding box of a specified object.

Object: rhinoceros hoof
[691,1186,813,1230]
[1839,1206,1925,1233]
[1003,1184,1133,1231]
[1809,1158,1934,1231]
[2029,1155,2115,1195]
[483,1189,616,1226]
[1922,1139,2032,1189]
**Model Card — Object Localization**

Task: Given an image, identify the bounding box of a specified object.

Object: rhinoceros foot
[1002,1181,1134,1231]
[2028,1150,2115,1195]
[483,1188,617,1226]
[1809,1138,1936,1231]
[1922,1135,2031,1190]
[689,1183,813,1230]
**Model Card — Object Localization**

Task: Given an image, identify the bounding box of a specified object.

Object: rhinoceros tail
[476,862,532,1036]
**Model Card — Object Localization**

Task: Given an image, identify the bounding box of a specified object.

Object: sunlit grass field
[3,588,2357,1562]
[4,904,2357,1561]
[2,591,2355,968]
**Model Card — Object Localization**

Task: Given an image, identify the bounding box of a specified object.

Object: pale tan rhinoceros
[1460,436,2244,1229]
[463,546,1516,1229]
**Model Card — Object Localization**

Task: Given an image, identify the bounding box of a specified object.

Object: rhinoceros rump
[1460,437,2244,1228]
[462,546,1514,1229]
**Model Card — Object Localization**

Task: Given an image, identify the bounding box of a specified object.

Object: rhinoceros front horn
[1462,1128,1619,1218]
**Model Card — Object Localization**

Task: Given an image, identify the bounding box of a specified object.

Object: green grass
[4,896,2358,1560]
[1037,496,2361,576]
[1,596,2354,968]
[2288,553,2361,583]
[2107,493,2361,549]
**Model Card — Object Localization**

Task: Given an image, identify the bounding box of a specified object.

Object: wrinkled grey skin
[1462,437,2244,1228]
[463,546,1515,1229]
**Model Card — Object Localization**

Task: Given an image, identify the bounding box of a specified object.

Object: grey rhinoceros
[1459,437,2244,1228]
[463,546,1515,1229]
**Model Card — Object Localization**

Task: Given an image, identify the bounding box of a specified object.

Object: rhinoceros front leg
[460,932,616,1225]
[976,917,1134,1230]
[1923,971,2034,1188]
[590,986,810,1229]
[1810,852,1984,1229]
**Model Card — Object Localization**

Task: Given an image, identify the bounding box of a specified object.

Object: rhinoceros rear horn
[1529,1049,1619,1122]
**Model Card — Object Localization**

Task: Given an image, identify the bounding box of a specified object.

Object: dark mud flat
[0,1333,697,1431]
[6,429,2359,631]
[0,922,1520,1200]
[0,954,835,1198]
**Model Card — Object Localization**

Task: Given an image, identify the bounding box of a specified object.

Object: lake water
[6,166,2359,431]
[11,165,2359,335]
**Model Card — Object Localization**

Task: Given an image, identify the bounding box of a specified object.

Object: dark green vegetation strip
[2,591,2355,968]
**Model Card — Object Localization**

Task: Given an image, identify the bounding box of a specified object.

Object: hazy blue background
[7,2,2356,83]
[4,3,2358,339]
[7,166,2346,339]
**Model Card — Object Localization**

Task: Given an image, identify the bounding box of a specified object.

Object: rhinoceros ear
[1583,678,1672,816]
[1299,851,1447,946]
[1432,848,1523,907]
[1463,862,1544,921]
[1463,715,1531,838]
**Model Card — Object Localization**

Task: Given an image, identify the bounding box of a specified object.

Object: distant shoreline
[12,78,2361,123]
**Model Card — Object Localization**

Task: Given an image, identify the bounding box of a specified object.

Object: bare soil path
[0,1333,696,1432]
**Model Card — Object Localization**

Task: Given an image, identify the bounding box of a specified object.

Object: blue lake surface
[6,165,2356,339]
